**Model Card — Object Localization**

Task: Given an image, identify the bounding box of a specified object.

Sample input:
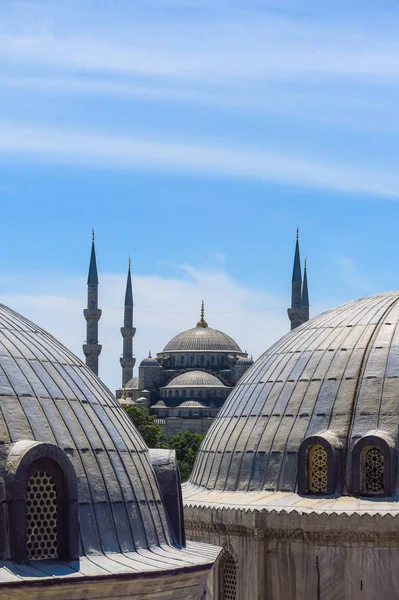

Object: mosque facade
[83,232,310,436]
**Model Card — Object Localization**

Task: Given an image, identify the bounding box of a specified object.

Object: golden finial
[122,383,126,401]
[296,227,299,240]
[149,350,152,358]
[196,300,208,328]
[92,228,95,242]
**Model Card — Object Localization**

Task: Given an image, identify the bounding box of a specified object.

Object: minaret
[287,229,308,330]
[120,257,136,386]
[83,230,102,375]
[301,258,310,323]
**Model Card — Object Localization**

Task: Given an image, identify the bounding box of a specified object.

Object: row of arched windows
[169,354,226,368]
[300,434,393,497]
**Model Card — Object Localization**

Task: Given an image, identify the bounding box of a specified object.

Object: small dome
[190,291,399,494]
[125,375,139,389]
[153,400,167,408]
[140,351,160,367]
[235,356,254,367]
[165,371,226,388]
[179,400,206,408]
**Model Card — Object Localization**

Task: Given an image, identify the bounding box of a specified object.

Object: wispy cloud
[0,120,397,197]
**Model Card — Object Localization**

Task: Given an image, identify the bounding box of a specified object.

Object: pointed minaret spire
[196,300,208,328]
[287,229,308,330]
[83,230,102,375]
[120,257,136,386]
[301,258,310,322]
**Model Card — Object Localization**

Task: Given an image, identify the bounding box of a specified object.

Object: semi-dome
[165,371,226,388]
[235,356,254,367]
[190,291,399,495]
[0,303,218,585]
[179,400,206,408]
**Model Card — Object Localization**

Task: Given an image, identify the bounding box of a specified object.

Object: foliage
[122,405,204,481]
[168,430,205,482]
[122,404,166,448]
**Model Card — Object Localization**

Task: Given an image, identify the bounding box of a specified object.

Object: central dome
[163,327,241,353]
[190,291,399,494]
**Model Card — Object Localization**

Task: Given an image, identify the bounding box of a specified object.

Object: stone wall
[185,504,399,600]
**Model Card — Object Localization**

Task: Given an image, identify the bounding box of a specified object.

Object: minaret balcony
[120,357,136,369]
[83,308,102,321]
[83,343,102,357]
[120,326,136,338]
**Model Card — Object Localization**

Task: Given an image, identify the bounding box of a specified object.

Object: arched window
[211,355,215,366]
[190,355,195,366]
[352,434,395,497]
[298,435,339,496]
[200,355,205,366]
[26,467,60,560]
[220,552,237,600]
[180,355,185,366]
[364,447,384,494]
[308,444,328,493]
[5,440,78,562]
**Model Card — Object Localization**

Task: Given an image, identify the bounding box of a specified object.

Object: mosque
[83,231,310,435]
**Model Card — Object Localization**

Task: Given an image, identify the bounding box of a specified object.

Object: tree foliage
[122,404,166,448]
[122,405,205,482]
[168,430,205,482]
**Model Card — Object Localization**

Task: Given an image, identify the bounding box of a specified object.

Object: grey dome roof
[236,356,254,367]
[179,400,206,408]
[190,291,399,493]
[163,326,241,353]
[0,304,172,555]
[125,375,138,388]
[140,354,160,367]
[165,371,226,388]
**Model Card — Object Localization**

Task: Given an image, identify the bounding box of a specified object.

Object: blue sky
[1,0,399,390]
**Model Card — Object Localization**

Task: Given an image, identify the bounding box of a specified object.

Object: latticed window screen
[308,444,328,493]
[365,447,384,494]
[26,471,59,559]
[222,554,237,600]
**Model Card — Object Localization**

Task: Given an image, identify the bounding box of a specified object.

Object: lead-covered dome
[0,304,173,554]
[165,371,226,388]
[190,291,399,494]
[163,327,241,353]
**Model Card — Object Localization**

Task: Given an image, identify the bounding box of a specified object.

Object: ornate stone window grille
[308,444,328,493]
[364,447,384,495]
[221,553,237,600]
[26,470,59,560]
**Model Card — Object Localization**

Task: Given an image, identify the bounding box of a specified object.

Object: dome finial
[196,300,208,328]
[149,350,152,358]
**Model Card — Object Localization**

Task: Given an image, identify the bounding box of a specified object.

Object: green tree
[168,430,205,482]
[122,404,166,448]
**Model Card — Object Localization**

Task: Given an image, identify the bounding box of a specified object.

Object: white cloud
[0,265,293,393]
[0,120,398,197]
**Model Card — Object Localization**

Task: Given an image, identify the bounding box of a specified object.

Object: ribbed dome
[140,352,160,367]
[165,371,226,388]
[0,304,171,554]
[190,291,399,493]
[235,356,254,367]
[163,327,241,353]
[179,400,206,408]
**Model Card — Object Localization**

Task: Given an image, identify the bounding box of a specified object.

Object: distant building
[83,231,310,435]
